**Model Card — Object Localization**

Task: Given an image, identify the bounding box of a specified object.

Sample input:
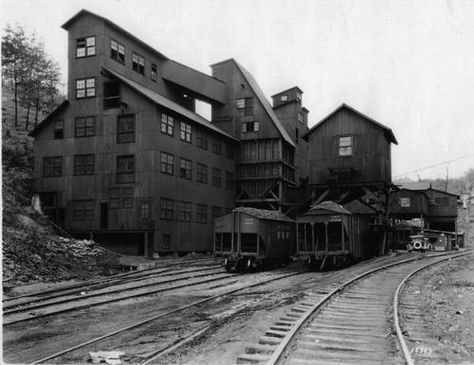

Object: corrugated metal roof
[304,201,352,216]
[234,61,296,148]
[103,67,237,141]
[233,207,294,222]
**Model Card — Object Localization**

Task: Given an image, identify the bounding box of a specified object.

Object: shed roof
[303,201,352,216]
[62,9,168,60]
[303,103,398,145]
[233,207,294,222]
[103,67,237,141]
[29,100,70,137]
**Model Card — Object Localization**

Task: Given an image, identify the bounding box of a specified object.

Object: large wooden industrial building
[31,9,458,257]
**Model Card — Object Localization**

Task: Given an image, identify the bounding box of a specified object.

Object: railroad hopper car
[296,201,370,270]
[214,207,295,272]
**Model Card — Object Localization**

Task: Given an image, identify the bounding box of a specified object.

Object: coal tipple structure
[31,9,456,257]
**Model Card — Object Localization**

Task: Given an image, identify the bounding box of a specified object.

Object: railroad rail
[236,250,472,364]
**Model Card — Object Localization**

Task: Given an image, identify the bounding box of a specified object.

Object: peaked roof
[232,60,295,147]
[304,201,352,216]
[62,9,168,60]
[29,100,70,137]
[303,103,398,145]
[103,67,237,141]
[233,207,294,222]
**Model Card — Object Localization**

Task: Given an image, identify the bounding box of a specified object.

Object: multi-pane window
[241,121,259,133]
[161,114,174,136]
[236,97,253,115]
[178,201,192,221]
[180,122,192,143]
[197,163,208,183]
[160,152,174,175]
[117,114,135,143]
[110,39,125,63]
[54,120,64,139]
[212,168,222,187]
[400,197,411,207]
[76,36,95,58]
[225,172,234,190]
[43,157,62,177]
[140,201,152,221]
[297,112,304,123]
[132,52,145,75]
[76,78,95,98]
[72,200,95,220]
[280,95,288,102]
[211,206,223,222]
[179,158,192,180]
[212,137,222,155]
[160,198,174,220]
[338,136,353,156]
[434,197,449,206]
[151,63,157,81]
[196,204,207,224]
[117,155,135,183]
[197,129,208,150]
[75,116,95,137]
[110,187,134,208]
[73,154,95,175]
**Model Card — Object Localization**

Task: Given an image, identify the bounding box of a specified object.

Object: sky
[2,0,474,181]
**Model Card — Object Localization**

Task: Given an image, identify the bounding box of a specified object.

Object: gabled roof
[229,60,295,148]
[397,182,459,198]
[29,100,70,137]
[303,201,352,216]
[62,9,168,60]
[303,103,398,145]
[103,67,237,142]
[233,207,294,222]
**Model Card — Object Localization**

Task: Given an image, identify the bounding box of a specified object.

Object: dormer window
[111,40,125,64]
[132,52,145,75]
[76,36,95,58]
[338,136,353,156]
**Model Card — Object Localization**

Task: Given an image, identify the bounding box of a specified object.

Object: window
[117,114,135,143]
[178,201,192,221]
[76,36,95,58]
[242,121,259,133]
[140,201,152,221]
[162,233,171,249]
[117,155,135,183]
[103,81,120,109]
[236,97,253,116]
[212,167,222,187]
[212,206,223,221]
[160,152,174,175]
[225,172,234,190]
[132,52,145,75]
[400,197,411,207]
[110,187,134,208]
[338,136,353,156]
[296,92,302,103]
[110,40,125,63]
[434,197,449,206]
[160,198,174,220]
[281,95,288,102]
[297,112,304,123]
[196,204,208,224]
[180,122,192,143]
[54,120,64,139]
[76,78,95,98]
[197,129,208,150]
[43,157,62,177]
[161,114,174,136]
[72,200,95,220]
[212,137,222,155]
[74,154,95,175]
[295,128,299,144]
[151,63,157,81]
[75,116,95,137]
[197,163,208,183]
[179,158,192,180]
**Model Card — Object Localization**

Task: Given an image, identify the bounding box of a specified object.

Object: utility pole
[445,165,449,192]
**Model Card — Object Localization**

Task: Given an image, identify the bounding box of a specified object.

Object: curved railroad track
[236,250,472,365]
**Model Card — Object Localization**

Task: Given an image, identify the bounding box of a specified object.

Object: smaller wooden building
[296,201,369,267]
[214,207,295,269]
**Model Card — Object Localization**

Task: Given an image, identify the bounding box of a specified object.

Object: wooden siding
[388,189,429,217]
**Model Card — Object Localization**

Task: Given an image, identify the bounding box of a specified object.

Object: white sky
[2,0,474,181]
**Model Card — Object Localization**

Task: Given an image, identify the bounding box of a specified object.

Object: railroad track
[18,270,305,364]
[236,250,472,365]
